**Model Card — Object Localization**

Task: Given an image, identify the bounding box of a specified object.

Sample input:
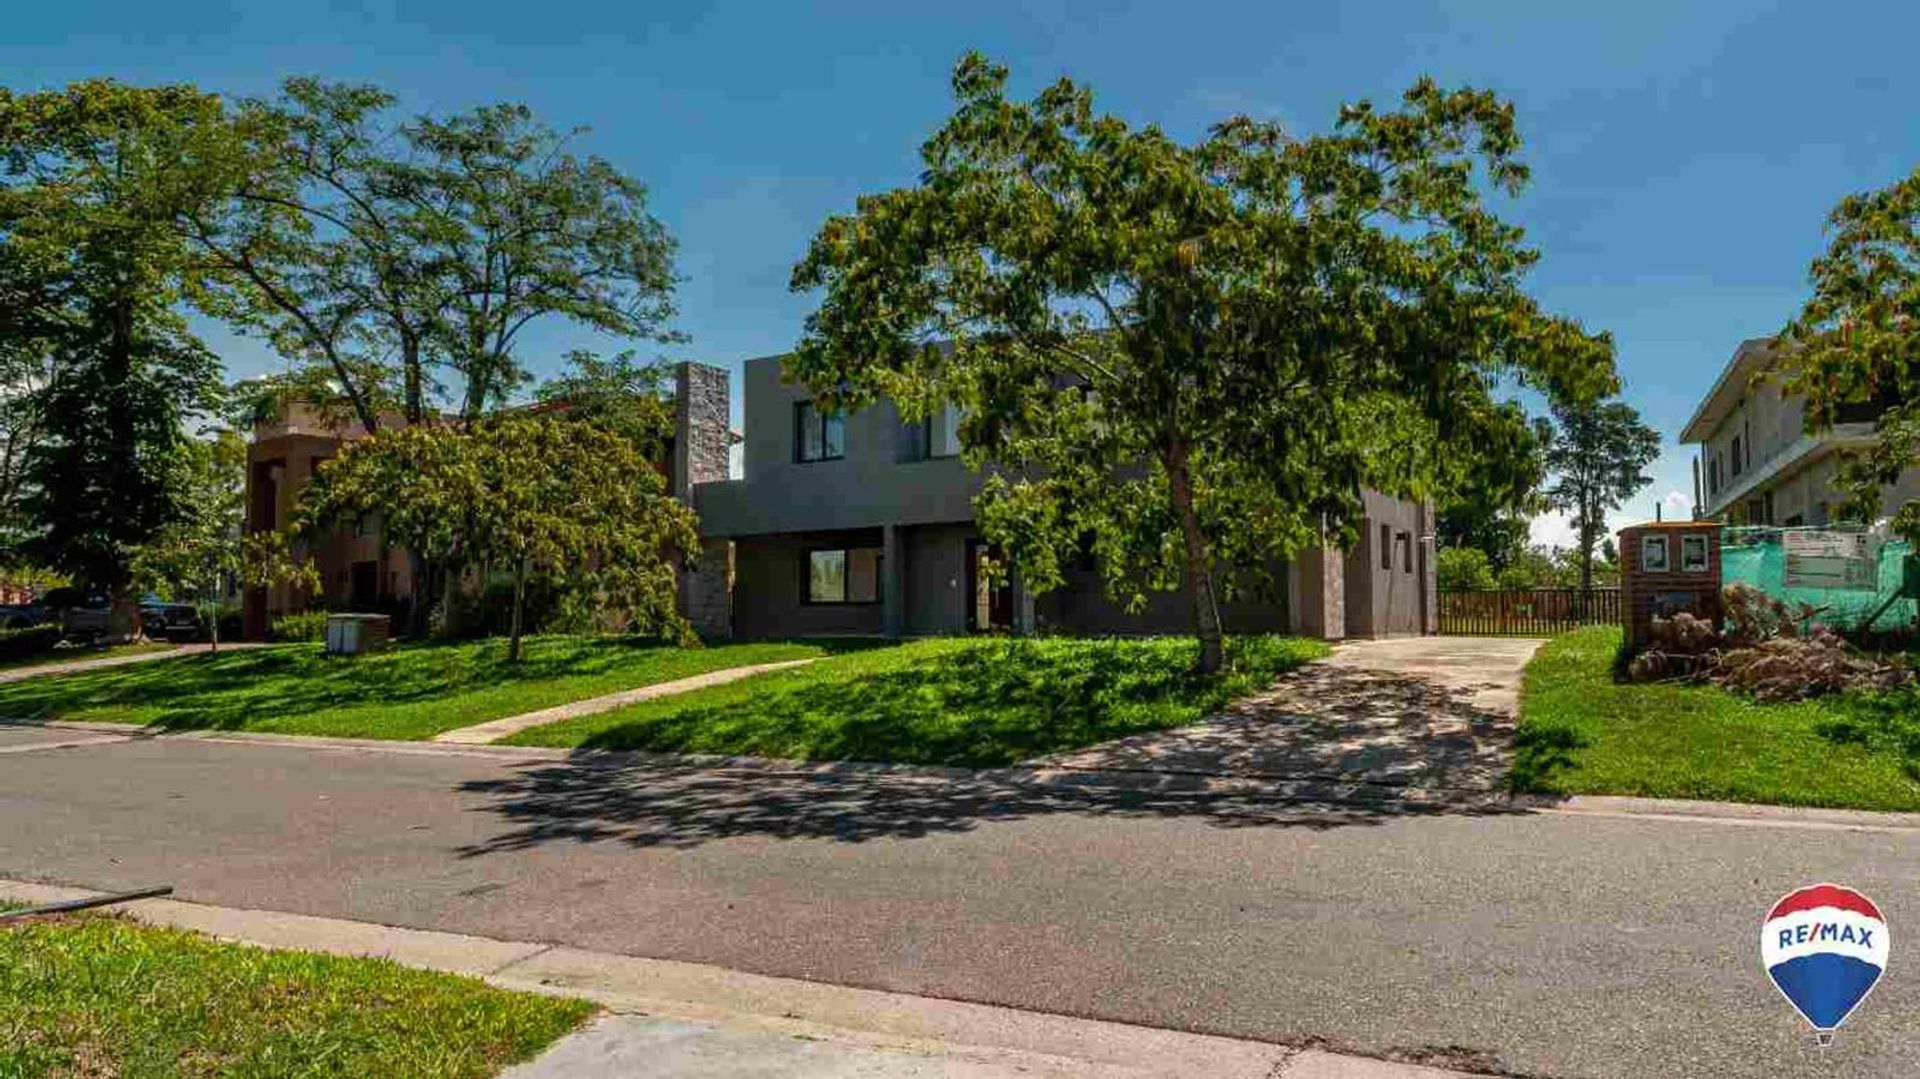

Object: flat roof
[1679,338,1780,444]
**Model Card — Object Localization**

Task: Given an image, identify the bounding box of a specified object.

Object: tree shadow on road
[454,754,1535,856]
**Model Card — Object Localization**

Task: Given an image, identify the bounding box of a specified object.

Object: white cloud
[1530,510,1579,551]
[1530,502,1670,553]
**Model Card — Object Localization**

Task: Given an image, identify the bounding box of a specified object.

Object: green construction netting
[1720,526,1917,632]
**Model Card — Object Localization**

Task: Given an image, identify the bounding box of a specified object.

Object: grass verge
[506,634,1330,767]
[0,635,877,740]
[0,911,590,1078]
[1513,625,1920,811]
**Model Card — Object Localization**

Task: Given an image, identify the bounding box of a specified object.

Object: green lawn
[0,635,872,740]
[506,634,1330,767]
[1513,625,1920,811]
[0,911,590,1078]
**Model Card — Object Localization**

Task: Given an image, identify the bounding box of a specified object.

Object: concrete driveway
[1035,636,1546,791]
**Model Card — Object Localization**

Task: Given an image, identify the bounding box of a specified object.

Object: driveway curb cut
[0,877,1474,1078]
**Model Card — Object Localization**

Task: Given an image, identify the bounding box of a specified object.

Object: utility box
[324,613,392,656]
[1619,520,1722,651]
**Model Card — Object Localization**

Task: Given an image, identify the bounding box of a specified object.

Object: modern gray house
[677,356,1436,642]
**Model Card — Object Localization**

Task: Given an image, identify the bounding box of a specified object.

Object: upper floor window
[795,401,845,462]
[1730,436,1743,478]
[923,403,962,459]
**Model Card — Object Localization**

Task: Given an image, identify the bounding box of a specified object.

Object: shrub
[270,611,329,642]
[1437,547,1497,591]
[0,623,62,661]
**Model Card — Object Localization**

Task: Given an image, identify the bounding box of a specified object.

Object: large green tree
[181,80,680,431]
[1782,168,1920,543]
[0,82,226,634]
[1542,397,1659,594]
[789,53,1613,671]
[180,81,679,635]
[403,105,681,419]
[297,415,698,660]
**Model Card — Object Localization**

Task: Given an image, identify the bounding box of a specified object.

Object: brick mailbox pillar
[1618,520,1723,651]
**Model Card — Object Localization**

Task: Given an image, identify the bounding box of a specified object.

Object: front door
[965,540,1013,633]
[349,561,379,611]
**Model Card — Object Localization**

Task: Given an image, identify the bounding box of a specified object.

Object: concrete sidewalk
[0,641,266,684]
[431,657,821,744]
[0,878,1469,1079]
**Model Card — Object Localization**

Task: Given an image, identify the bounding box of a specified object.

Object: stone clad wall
[676,362,734,639]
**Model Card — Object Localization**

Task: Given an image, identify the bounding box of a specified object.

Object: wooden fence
[1437,588,1621,636]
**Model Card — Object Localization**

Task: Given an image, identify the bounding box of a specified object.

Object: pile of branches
[1627,584,1913,702]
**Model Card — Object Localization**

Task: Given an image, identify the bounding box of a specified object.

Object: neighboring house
[240,363,723,639]
[685,354,1435,641]
[1682,338,1912,525]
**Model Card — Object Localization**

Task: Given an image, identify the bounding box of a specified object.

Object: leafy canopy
[789,52,1613,668]
[182,80,679,431]
[296,414,699,658]
[0,80,227,593]
[1782,167,1920,542]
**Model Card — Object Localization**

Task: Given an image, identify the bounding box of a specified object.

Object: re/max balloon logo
[1761,883,1888,1046]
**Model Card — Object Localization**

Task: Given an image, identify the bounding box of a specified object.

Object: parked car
[139,595,203,642]
[0,603,46,630]
[39,587,112,641]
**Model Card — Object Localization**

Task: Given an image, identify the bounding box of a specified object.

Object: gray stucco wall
[1343,491,1429,638]
[1038,564,1291,637]
[695,356,982,536]
[732,532,886,638]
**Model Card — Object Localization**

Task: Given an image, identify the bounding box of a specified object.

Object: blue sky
[7,1,1916,544]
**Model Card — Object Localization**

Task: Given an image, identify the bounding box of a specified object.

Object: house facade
[684,354,1436,641]
[1682,338,1915,525]
[243,354,1437,641]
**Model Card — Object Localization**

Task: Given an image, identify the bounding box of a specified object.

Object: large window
[795,401,845,462]
[923,403,962,459]
[806,547,881,604]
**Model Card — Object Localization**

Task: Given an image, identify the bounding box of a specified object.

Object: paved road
[3,732,1915,1079]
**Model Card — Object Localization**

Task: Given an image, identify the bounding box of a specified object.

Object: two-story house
[244,354,1436,641]
[1683,338,1913,525]
[685,355,1435,641]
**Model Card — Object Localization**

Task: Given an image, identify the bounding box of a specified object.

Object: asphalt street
[2,730,1915,1079]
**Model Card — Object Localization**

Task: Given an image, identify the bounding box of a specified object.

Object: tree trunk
[402,335,424,427]
[1165,439,1224,675]
[507,557,527,662]
[1578,505,1596,620]
[406,549,429,637]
